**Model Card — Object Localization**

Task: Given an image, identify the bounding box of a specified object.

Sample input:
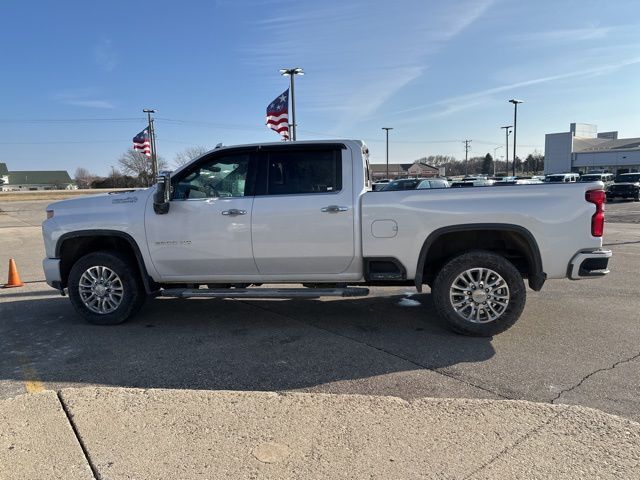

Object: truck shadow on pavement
[0,291,496,397]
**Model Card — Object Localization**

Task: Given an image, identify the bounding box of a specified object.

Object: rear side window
[266,150,341,195]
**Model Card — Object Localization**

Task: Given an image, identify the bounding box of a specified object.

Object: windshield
[545,175,568,182]
[382,179,422,191]
[616,174,640,182]
[580,175,602,182]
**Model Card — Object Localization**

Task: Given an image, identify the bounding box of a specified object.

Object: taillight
[585,189,605,237]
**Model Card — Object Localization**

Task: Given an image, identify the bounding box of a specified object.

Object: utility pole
[280,68,304,140]
[463,140,472,175]
[501,126,512,176]
[509,99,523,176]
[143,109,157,182]
[382,127,393,179]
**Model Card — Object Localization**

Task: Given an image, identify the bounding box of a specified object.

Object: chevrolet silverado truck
[606,172,640,201]
[42,140,612,336]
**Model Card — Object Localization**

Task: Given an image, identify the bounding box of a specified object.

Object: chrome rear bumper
[568,249,612,280]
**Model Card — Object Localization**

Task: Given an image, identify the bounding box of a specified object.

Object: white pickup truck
[42,140,611,336]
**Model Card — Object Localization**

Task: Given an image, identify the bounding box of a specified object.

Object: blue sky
[1,0,639,175]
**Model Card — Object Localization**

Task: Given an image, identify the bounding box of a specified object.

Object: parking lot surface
[1,199,639,422]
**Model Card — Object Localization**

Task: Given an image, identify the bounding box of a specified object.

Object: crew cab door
[251,144,355,275]
[145,149,258,278]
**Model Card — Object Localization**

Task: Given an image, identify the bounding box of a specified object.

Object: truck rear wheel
[68,251,146,325]
[432,250,526,336]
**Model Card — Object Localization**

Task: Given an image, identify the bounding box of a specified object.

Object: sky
[1,0,639,176]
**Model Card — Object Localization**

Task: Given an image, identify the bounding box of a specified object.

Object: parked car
[42,139,611,337]
[544,173,580,183]
[416,178,450,189]
[451,177,496,187]
[372,179,390,191]
[579,173,615,189]
[606,173,640,201]
[380,178,426,191]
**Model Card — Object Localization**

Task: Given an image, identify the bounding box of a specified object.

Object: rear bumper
[568,249,612,280]
[43,258,62,290]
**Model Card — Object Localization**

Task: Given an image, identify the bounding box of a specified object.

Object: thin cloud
[513,26,612,44]
[391,57,640,118]
[243,0,495,131]
[94,38,117,72]
[53,90,115,109]
[65,100,115,109]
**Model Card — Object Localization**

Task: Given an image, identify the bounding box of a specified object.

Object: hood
[46,188,153,212]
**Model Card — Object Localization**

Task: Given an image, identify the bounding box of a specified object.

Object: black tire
[634,193,639,202]
[432,250,526,336]
[68,250,146,325]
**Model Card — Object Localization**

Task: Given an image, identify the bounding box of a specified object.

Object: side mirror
[153,171,171,215]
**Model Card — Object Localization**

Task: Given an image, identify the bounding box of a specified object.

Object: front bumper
[43,258,62,290]
[568,249,612,280]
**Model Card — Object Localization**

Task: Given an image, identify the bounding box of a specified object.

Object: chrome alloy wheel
[449,267,510,324]
[78,266,124,314]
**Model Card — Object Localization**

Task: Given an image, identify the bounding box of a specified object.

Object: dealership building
[544,123,640,175]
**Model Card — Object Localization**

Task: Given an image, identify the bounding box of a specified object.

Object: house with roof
[0,162,75,191]
[369,159,440,181]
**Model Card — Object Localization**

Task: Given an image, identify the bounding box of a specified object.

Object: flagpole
[143,108,157,184]
[279,68,304,141]
[289,75,295,141]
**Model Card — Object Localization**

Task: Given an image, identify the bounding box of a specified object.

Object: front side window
[266,150,341,195]
[173,154,250,200]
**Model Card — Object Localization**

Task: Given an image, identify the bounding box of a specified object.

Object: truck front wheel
[68,251,146,325]
[432,251,526,336]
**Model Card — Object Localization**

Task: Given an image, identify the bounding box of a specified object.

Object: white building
[544,123,640,175]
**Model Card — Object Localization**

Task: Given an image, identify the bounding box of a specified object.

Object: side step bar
[161,287,370,299]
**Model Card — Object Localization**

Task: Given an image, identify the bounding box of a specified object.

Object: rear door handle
[321,205,349,213]
[221,209,247,216]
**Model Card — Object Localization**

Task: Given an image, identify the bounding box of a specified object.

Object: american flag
[132,128,151,157]
[266,89,290,140]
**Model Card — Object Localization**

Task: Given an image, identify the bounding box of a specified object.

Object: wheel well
[421,229,540,287]
[58,235,142,289]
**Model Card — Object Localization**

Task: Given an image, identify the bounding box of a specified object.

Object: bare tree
[118,150,167,187]
[74,167,95,189]
[174,146,209,167]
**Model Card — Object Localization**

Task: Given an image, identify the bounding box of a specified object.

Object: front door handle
[321,205,349,213]
[221,209,247,216]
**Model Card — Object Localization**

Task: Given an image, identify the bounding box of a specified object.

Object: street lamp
[280,67,304,141]
[493,146,502,176]
[508,99,523,176]
[382,127,393,179]
[501,125,512,177]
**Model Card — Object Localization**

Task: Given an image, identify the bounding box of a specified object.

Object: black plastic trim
[364,257,407,282]
[55,230,157,294]
[414,223,545,292]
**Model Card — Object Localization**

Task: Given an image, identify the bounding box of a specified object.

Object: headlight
[46,209,54,219]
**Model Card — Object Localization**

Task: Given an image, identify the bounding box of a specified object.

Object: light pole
[501,125,512,177]
[509,99,523,176]
[280,67,304,140]
[493,146,502,176]
[143,108,157,182]
[382,127,393,179]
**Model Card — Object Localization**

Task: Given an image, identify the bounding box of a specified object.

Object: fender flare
[56,230,157,294]
[414,223,545,292]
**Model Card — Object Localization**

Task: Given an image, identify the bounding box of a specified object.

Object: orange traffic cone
[3,259,25,288]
